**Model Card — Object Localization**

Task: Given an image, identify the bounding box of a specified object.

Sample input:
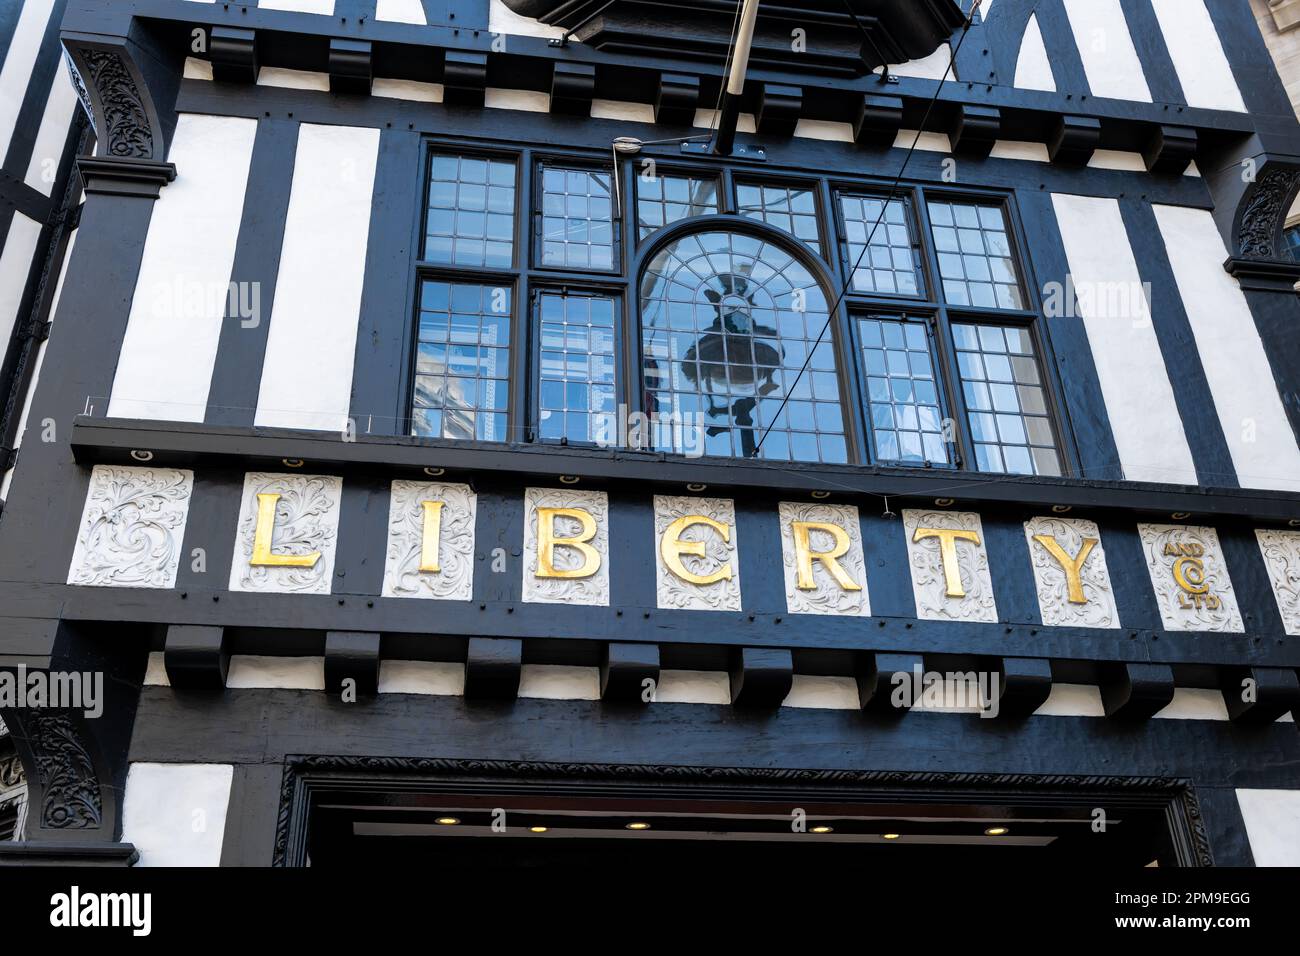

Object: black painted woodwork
[464,637,523,700]
[1047,115,1101,167]
[324,631,380,698]
[997,657,1053,718]
[1220,666,1300,724]
[857,652,922,713]
[853,93,904,148]
[328,39,373,96]
[209,27,257,85]
[950,104,1000,158]
[442,50,487,107]
[728,646,794,709]
[755,84,801,138]
[550,61,596,116]
[163,624,229,691]
[653,72,699,127]
[600,641,659,704]
[1143,125,1197,177]
[1101,663,1176,720]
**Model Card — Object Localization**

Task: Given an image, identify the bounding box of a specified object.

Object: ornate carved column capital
[62,32,180,197]
[1223,160,1300,292]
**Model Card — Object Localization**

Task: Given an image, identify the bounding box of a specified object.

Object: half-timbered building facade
[0,0,1298,867]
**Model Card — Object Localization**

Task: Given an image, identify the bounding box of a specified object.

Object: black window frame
[400,135,1078,478]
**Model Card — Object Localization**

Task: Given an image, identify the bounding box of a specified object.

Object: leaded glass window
[537,290,619,444]
[412,280,511,442]
[539,164,615,270]
[928,200,1023,309]
[640,230,847,463]
[637,173,719,240]
[736,182,821,254]
[424,154,516,268]
[860,316,949,465]
[840,195,922,297]
[953,322,1060,476]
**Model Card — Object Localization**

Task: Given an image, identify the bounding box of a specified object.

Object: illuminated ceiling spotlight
[435,816,461,826]
[529,826,549,833]
[625,822,652,830]
[881,833,901,841]
[984,826,1009,836]
[810,825,834,834]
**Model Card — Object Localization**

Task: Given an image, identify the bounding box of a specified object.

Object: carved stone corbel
[62,32,179,197]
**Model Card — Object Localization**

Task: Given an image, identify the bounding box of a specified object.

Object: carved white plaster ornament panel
[1138,523,1243,632]
[522,487,610,606]
[778,501,870,616]
[229,472,342,594]
[67,465,194,589]
[653,495,741,611]
[1255,529,1300,636]
[382,480,476,601]
[902,509,997,623]
[1022,516,1119,628]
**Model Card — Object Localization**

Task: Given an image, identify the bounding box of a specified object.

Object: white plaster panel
[1235,789,1300,866]
[0,212,41,352]
[143,652,170,687]
[122,763,233,867]
[255,124,379,432]
[1033,683,1105,717]
[376,0,426,24]
[1023,516,1119,628]
[228,472,342,594]
[382,480,476,601]
[782,675,860,710]
[23,64,79,195]
[1050,193,1197,485]
[654,670,731,705]
[373,78,443,102]
[1137,524,1244,633]
[693,109,757,133]
[891,44,953,80]
[893,129,951,153]
[1153,688,1230,721]
[256,67,330,90]
[1014,14,1055,92]
[793,119,854,143]
[902,509,997,623]
[1153,204,1300,493]
[518,664,601,700]
[109,114,257,422]
[378,660,465,696]
[778,501,870,616]
[485,88,550,112]
[590,99,655,123]
[488,0,566,40]
[523,487,609,606]
[67,466,194,589]
[0,0,56,163]
[1061,0,1152,102]
[653,496,741,611]
[225,655,326,689]
[1087,150,1146,172]
[1150,0,1247,112]
[1256,529,1300,636]
[990,140,1049,163]
[183,57,214,80]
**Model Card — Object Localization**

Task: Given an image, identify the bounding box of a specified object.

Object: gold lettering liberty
[661,515,733,586]
[419,500,445,573]
[535,507,601,579]
[912,527,981,598]
[792,521,861,592]
[250,492,320,568]
[1032,534,1098,605]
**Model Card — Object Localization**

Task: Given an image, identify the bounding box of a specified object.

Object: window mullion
[513,148,534,443]
[817,177,870,466]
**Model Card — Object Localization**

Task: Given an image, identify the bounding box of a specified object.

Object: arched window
[640,229,848,463]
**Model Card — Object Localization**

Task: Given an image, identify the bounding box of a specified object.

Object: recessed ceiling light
[882,833,901,840]
[625,822,651,830]
[984,826,1009,836]
[529,826,548,833]
[435,816,460,825]
[810,825,833,833]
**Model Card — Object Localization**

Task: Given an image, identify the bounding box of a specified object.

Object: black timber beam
[1048,115,1101,167]
[1100,663,1175,720]
[1144,125,1197,176]
[755,84,801,138]
[654,72,699,127]
[853,94,904,148]
[600,641,659,704]
[209,27,257,84]
[163,624,228,691]
[551,61,595,116]
[1219,666,1300,723]
[857,652,922,714]
[950,105,1000,158]
[328,38,372,95]
[996,657,1053,718]
[729,646,793,708]
[464,636,522,700]
[442,50,487,107]
[324,630,380,698]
